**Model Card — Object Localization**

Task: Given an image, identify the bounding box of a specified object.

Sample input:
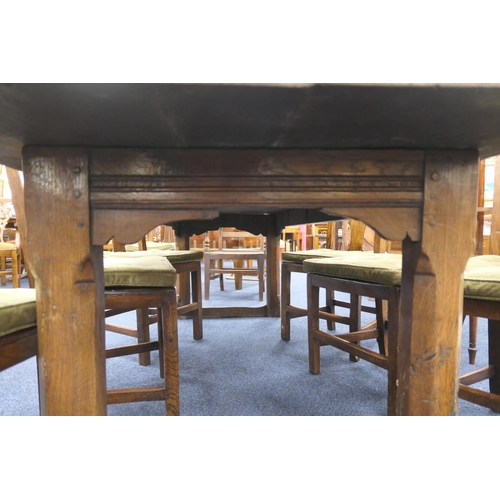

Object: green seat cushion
[104,249,203,263]
[282,249,364,263]
[159,250,204,263]
[0,288,37,338]
[464,255,500,301]
[103,256,177,288]
[125,241,176,252]
[303,253,403,286]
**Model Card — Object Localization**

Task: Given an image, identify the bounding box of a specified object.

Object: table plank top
[1,83,500,169]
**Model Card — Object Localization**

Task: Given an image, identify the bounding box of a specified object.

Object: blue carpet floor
[1,268,498,417]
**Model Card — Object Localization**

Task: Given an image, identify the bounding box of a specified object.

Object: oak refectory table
[1,83,500,416]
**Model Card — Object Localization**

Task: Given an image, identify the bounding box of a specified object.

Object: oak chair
[467,158,496,364]
[1,199,19,287]
[0,241,20,288]
[0,257,181,416]
[105,236,203,353]
[303,251,500,414]
[103,255,180,415]
[458,255,500,412]
[204,227,266,301]
[5,168,34,287]
[281,220,382,343]
[304,252,402,414]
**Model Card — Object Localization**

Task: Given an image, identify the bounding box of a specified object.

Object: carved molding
[89,148,426,244]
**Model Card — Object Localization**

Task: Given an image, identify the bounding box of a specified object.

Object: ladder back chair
[0,198,20,288]
[281,220,383,345]
[204,227,266,301]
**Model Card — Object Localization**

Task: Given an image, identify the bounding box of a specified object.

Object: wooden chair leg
[280,261,292,341]
[375,298,388,356]
[234,259,243,290]
[204,254,211,300]
[308,274,321,374]
[0,256,6,286]
[157,306,164,379]
[219,259,224,291]
[191,264,203,340]
[136,308,151,366]
[386,288,400,415]
[468,315,478,364]
[326,288,336,331]
[258,257,264,301]
[348,293,361,362]
[488,318,500,396]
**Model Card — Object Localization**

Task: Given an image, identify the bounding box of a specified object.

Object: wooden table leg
[266,228,281,317]
[23,147,107,416]
[396,150,478,416]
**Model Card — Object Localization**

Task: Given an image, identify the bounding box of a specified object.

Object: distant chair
[0,197,20,288]
[5,168,34,287]
[204,227,266,301]
[0,241,20,288]
[280,220,383,343]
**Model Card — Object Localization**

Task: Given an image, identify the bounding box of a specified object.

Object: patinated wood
[89,148,423,245]
[23,147,107,416]
[5,84,500,418]
[20,145,479,416]
[3,84,500,172]
[397,150,478,415]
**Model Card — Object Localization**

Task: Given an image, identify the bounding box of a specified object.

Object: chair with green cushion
[281,249,372,341]
[281,220,374,342]
[104,246,204,344]
[459,255,500,412]
[0,258,180,416]
[303,252,402,415]
[0,288,37,373]
[103,255,180,415]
